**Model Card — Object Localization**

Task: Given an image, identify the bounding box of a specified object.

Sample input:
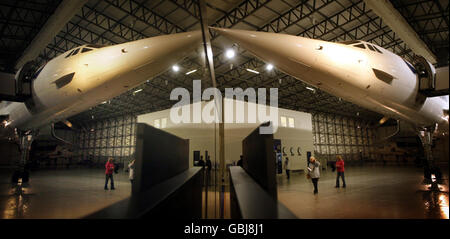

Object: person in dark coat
[284,157,290,180]
[237,155,243,167]
[206,156,212,186]
[197,156,205,169]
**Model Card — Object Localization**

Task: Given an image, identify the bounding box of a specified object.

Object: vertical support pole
[418,129,435,184]
[219,96,225,219]
[197,0,225,218]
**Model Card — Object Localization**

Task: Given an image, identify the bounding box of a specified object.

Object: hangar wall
[75,115,136,166]
[311,113,378,162]
[137,99,315,171]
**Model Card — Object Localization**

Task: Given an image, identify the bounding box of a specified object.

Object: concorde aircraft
[211,27,448,182]
[1,30,201,131]
[0,30,202,182]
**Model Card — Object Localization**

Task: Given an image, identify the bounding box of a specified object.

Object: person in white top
[307,157,321,194]
[128,159,135,184]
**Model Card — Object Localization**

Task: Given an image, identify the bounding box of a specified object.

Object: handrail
[229,166,297,219]
[84,167,202,219]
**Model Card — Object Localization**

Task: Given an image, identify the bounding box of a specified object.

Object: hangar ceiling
[1,0,448,124]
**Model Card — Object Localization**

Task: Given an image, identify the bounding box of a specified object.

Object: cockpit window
[373,45,383,54]
[81,48,93,53]
[353,43,366,49]
[403,59,416,74]
[339,40,360,45]
[72,48,80,56]
[86,44,105,48]
[367,44,375,51]
[65,50,75,58]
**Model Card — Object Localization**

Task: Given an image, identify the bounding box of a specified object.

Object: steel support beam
[364,0,437,64]
[14,0,88,70]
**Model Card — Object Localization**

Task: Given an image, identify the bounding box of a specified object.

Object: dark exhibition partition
[241,122,277,199]
[229,122,296,219]
[229,167,296,219]
[133,123,190,193]
[86,123,202,219]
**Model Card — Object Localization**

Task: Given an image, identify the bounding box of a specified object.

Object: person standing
[335,155,346,188]
[105,158,115,190]
[237,155,243,167]
[128,159,135,185]
[197,156,205,169]
[307,156,320,194]
[284,157,290,180]
[206,156,212,186]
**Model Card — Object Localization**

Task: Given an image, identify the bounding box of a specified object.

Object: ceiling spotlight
[185,69,197,75]
[266,64,274,71]
[225,49,235,59]
[3,120,11,127]
[172,65,180,72]
[246,68,260,74]
[306,86,316,92]
[133,89,143,95]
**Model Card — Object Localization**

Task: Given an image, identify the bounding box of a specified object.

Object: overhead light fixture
[133,89,143,95]
[266,64,274,71]
[91,115,94,119]
[185,69,197,75]
[246,68,260,74]
[63,120,73,128]
[225,49,235,59]
[101,101,108,104]
[379,116,389,125]
[306,86,316,92]
[172,65,180,72]
[3,120,11,127]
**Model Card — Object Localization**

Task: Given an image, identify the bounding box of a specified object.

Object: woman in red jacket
[335,155,346,188]
[105,158,115,190]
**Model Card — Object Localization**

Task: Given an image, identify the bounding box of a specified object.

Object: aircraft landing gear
[11,131,35,184]
[418,127,443,191]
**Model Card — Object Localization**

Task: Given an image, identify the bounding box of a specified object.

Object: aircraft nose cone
[128,30,202,78]
[210,27,318,77]
[142,30,202,60]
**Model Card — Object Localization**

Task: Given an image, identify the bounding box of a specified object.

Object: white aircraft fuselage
[1,31,201,131]
[212,28,448,129]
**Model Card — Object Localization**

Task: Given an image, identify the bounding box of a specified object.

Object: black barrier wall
[241,122,277,199]
[133,123,190,194]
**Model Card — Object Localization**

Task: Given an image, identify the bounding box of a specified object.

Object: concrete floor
[0,164,448,219]
[277,164,449,219]
[0,169,131,219]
